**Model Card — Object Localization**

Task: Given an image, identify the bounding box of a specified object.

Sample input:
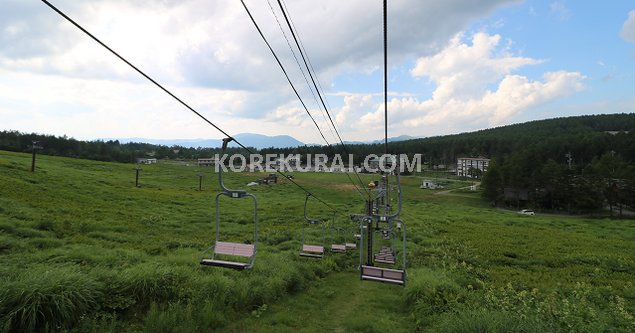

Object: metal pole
[135,167,141,187]
[31,148,37,172]
[383,0,388,156]
[366,199,374,266]
[29,141,42,172]
[359,222,364,280]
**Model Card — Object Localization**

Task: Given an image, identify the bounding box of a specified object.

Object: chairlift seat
[374,256,396,264]
[300,244,324,258]
[331,243,347,252]
[374,247,396,264]
[200,259,250,270]
[361,265,404,285]
[200,242,255,270]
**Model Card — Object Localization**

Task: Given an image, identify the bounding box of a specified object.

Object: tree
[591,152,633,218]
[481,160,503,206]
[467,167,483,179]
[535,159,567,210]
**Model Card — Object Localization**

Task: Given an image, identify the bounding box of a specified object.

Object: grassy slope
[1,150,634,332]
[225,271,410,333]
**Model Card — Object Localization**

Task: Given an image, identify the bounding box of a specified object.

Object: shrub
[86,231,130,243]
[404,268,463,329]
[12,227,46,238]
[26,237,63,249]
[143,300,227,332]
[405,268,462,311]
[34,220,55,231]
[0,221,15,233]
[120,264,190,306]
[432,309,547,333]
[0,267,104,333]
[0,235,18,253]
[481,282,635,332]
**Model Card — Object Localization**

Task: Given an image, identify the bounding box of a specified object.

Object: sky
[1,0,634,144]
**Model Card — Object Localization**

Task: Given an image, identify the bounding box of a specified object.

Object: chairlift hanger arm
[222,137,234,150]
[303,192,320,224]
[218,137,247,197]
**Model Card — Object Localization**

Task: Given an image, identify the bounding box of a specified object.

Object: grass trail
[225,271,412,332]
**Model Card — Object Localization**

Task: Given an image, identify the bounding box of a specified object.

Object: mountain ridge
[107,134,419,149]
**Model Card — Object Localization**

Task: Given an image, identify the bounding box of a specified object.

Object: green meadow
[0,150,633,332]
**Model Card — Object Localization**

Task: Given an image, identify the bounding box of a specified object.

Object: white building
[420,180,443,189]
[136,158,157,164]
[197,158,216,167]
[456,157,490,178]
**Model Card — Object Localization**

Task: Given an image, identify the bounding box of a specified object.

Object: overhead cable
[274,0,370,195]
[264,0,367,197]
[40,0,340,213]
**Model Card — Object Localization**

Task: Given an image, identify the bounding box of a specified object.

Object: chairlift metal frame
[329,213,347,253]
[300,193,326,258]
[353,171,407,285]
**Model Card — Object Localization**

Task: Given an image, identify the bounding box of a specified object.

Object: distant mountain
[229,133,305,149]
[112,133,420,149]
[112,133,306,149]
[343,135,419,145]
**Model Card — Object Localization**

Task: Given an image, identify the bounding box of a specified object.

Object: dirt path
[434,181,480,197]
[225,271,412,332]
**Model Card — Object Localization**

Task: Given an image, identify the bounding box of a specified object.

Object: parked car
[518,209,535,216]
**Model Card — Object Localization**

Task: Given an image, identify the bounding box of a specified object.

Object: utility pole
[134,166,142,187]
[29,141,43,172]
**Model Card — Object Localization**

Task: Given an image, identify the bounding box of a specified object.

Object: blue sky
[1,0,634,143]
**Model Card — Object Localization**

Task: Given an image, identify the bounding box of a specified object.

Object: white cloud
[7,0,588,143]
[347,32,585,138]
[265,104,308,128]
[621,10,635,44]
[550,1,571,21]
[0,68,252,139]
[411,32,541,101]
[334,94,375,130]
[1,0,517,87]
[398,70,585,132]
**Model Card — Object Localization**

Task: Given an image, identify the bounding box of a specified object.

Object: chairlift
[357,172,407,285]
[200,138,258,270]
[373,223,397,264]
[346,225,359,250]
[329,214,347,253]
[300,193,325,258]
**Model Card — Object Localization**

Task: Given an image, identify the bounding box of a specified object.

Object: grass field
[1,150,634,332]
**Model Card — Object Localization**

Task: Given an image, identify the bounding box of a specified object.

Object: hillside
[345,113,635,163]
[0,150,634,332]
[110,133,306,149]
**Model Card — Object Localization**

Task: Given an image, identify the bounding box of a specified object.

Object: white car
[518,209,535,216]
